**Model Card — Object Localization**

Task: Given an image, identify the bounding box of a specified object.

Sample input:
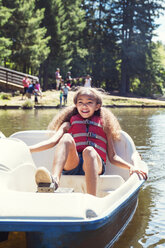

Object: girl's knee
[59,133,74,145]
[83,146,97,158]
[83,147,100,173]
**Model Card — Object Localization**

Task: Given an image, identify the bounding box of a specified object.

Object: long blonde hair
[48,87,121,140]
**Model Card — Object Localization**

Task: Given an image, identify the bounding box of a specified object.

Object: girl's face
[76,95,100,119]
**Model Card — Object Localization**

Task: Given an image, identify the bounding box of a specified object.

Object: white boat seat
[0,137,35,171]
[10,130,137,181]
[60,174,125,197]
[8,130,137,196]
[0,170,124,197]
[0,138,37,192]
[0,162,37,192]
[10,131,56,172]
[7,163,37,192]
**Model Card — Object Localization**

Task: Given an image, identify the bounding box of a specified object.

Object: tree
[1,0,165,96]
[82,0,120,90]
[36,0,86,89]
[137,41,165,96]
[0,0,12,64]
[111,0,165,95]
[3,0,50,74]
[62,0,87,78]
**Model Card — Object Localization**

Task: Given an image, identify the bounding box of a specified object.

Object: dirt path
[0,90,165,108]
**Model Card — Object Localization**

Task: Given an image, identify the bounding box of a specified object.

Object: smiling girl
[30,87,147,196]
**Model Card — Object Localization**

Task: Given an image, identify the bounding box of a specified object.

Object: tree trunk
[120,56,127,95]
[43,60,49,91]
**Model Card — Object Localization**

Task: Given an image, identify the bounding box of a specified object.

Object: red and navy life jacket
[68,114,107,162]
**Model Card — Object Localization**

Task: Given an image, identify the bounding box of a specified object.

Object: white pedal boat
[0,130,148,248]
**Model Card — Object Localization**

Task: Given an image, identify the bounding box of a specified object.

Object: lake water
[0,108,165,248]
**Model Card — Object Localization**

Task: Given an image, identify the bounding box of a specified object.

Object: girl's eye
[77,101,94,106]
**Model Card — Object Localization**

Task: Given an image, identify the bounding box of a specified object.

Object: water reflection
[0,109,60,137]
[0,108,165,247]
[112,186,152,248]
[112,108,165,248]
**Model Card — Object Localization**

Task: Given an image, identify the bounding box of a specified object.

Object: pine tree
[36,0,86,89]
[36,0,65,88]
[111,0,165,95]
[82,0,120,90]
[3,0,50,74]
[0,0,12,64]
[62,0,87,77]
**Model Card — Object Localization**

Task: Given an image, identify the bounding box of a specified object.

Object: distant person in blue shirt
[27,82,35,99]
[62,84,70,105]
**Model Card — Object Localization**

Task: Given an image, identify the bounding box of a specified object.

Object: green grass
[0,93,11,100]
[0,89,165,107]
[21,100,34,109]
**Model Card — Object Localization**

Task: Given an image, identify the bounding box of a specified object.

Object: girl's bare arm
[106,134,147,180]
[107,136,133,169]
[29,122,70,153]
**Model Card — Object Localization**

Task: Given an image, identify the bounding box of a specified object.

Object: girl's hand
[129,166,148,180]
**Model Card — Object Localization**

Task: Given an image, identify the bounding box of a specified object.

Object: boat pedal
[37,182,55,193]
[37,183,74,193]
[56,188,74,193]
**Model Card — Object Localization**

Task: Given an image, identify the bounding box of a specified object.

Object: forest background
[0,0,165,97]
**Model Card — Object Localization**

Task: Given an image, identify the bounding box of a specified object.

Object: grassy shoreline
[0,89,165,108]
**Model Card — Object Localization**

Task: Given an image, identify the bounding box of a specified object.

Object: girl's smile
[76,95,100,118]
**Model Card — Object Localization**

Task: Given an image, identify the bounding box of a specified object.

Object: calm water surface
[0,108,165,248]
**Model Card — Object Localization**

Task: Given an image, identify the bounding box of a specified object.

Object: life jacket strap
[71,120,102,128]
[76,141,106,154]
[72,132,107,144]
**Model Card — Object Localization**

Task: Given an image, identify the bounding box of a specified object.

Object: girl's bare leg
[82,147,102,196]
[52,133,79,184]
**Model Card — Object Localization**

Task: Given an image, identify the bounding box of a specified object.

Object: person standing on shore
[59,90,63,107]
[65,71,72,88]
[35,80,42,96]
[22,75,31,99]
[84,75,92,88]
[62,83,70,105]
[27,81,35,99]
[55,68,62,90]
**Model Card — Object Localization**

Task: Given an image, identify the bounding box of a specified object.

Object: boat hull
[0,189,139,248]
[27,198,138,248]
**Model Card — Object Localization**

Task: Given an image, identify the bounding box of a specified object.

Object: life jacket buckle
[87,132,96,138]
[87,141,95,147]
[85,119,90,125]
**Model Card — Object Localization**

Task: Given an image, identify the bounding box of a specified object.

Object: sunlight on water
[137,111,165,248]
[112,108,165,248]
[0,109,60,136]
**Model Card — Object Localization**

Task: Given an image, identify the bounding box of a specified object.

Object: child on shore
[29,87,147,196]
[59,90,63,107]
